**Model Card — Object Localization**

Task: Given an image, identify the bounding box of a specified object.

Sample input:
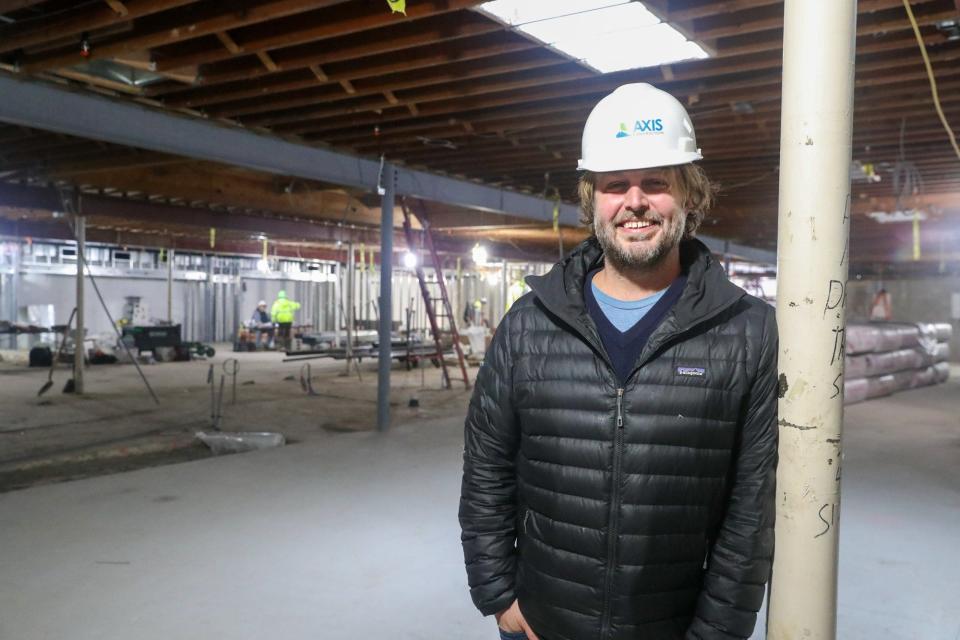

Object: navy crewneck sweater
[584,267,688,386]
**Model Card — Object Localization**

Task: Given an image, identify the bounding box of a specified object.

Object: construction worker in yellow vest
[271,290,300,351]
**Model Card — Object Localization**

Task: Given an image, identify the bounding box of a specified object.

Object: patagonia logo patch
[676,366,706,377]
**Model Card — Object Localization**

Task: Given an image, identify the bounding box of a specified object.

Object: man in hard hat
[270,290,300,352]
[460,84,777,640]
[250,300,274,349]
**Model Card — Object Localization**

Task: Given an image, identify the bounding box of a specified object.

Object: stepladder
[400,198,471,390]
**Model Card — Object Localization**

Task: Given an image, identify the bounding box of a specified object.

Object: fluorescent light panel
[478,0,709,73]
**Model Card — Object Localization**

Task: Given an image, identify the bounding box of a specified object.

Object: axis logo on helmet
[615,118,664,138]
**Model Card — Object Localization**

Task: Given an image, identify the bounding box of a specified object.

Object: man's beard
[595,209,687,271]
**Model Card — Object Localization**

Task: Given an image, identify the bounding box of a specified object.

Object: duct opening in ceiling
[68,59,167,89]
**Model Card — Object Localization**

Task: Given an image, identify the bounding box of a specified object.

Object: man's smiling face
[592,168,688,271]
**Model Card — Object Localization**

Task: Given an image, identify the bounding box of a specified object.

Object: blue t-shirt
[584,268,687,385]
[590,277,668,331]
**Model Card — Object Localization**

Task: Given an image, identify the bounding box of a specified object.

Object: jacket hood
[525,236,746,344]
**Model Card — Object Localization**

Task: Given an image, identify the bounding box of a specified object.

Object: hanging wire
[892,117,924,213]
[722,167,779,192]
[901,0,960,161]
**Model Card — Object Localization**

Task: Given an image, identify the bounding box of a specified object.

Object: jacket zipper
[600,388,625,640]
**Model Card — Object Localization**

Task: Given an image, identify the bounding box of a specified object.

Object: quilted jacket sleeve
[687,306,779,639]
[459,313,521,617]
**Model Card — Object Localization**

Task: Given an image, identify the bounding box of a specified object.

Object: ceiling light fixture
[867,209,928,224]
[472,243,489,267]
[477,0,709,73]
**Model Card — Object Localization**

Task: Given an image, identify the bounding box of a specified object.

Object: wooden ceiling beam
[50,163,388,226]
[154,0,484,71]
[425,147,569,168]
[0,125,37,145]
[330,42,957,148]
[852,192,960,214]
[316,94,601,145]
[252,65,593,128]
[195,14,501,86]
[0,132,76,155]
[714,7,954,57]
[0,183,390,245]
[1,139,109,164]
[280,66,787,136]
[18,0,352,72]
[694,4,783,41]
[214,30,243,55]
[154,33,536,107]
[103,0,130,16]
[666,0,782,22]
[0,0,196,55]
[174,8,948,110]
[1,148,162,175]
[213,51,566,119]
[230,36,921,122]
[189,17,933,106]
[360,95,960,159]
[256,50,279,72]
[305,51,960,142]
[437,125,960,174]
[0,0,47,13]
[7,153,188,179]
[0,218,388,260]
[699,0,953,44]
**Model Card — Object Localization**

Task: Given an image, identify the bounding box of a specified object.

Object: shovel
[38,307,77,397]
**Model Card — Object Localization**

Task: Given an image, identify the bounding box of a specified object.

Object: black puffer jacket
[460,237,778,640]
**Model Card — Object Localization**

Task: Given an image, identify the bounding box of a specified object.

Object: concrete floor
[1,366,958,639]
[0,345,471,488]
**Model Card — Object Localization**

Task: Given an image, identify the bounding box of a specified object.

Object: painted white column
[767,1,857,638]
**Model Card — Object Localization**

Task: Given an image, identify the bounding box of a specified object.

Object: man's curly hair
[578,164,717,238]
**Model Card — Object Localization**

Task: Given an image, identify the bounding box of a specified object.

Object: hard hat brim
[577,149,703,173]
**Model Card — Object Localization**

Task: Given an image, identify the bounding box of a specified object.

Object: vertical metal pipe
[377,164,395,432]
[333,262,341,346]
[232,266,240,348]
[455,256,463,330]
[167,248,174,324]
[7,241,20,350]
[206,255,214,342]
[73,215,85,394]
[501,259,508,324]
[767,2,857,638]
[345,242,355,369]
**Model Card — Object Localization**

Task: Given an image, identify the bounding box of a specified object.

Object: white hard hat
[578,83,702,173]
[258,300,266,306]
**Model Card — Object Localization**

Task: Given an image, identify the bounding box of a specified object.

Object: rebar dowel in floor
[213,374,226,431]
[299,363,319,396]
[223,358,239,405]
[207,364,215,425]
